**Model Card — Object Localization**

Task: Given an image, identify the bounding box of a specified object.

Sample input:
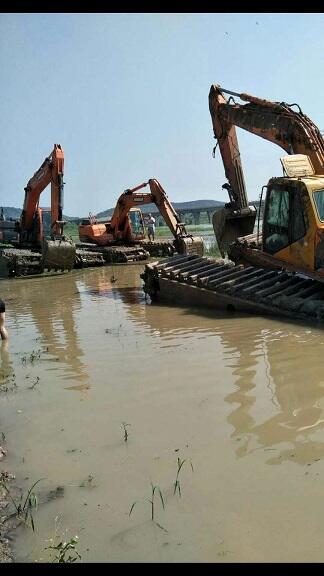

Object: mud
[1,264,324,562]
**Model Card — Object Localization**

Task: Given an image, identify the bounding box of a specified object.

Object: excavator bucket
[174,236,204,257]
[41,238,76,271]
[213,207,256,258]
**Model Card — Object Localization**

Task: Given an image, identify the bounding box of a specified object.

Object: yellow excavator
[208,84,324,280]
[142,86,324,325]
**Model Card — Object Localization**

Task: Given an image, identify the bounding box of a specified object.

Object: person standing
[147,213,156,242]
[0,299,8,340]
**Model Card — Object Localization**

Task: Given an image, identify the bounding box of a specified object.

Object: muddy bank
[0,470,14,562]
[0,345,14,562]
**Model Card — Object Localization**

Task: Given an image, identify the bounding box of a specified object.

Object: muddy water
[1,264,324,563]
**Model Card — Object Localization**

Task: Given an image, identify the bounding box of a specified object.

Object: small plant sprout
[129,501,137,516]
[21,349,42,365]
[46,516,81,563]
[47,535,81,562]
[122,422,130,443]
[149,483,165,521]
[129,483,165,523]
[28,376,40,390]
[173,457,186,497]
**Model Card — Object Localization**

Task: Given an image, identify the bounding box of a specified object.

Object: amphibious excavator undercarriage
[141,253,324,326]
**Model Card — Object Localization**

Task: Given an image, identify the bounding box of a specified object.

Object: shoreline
[0,471,15,563]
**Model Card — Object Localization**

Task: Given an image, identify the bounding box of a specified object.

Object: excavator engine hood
[212,206,257,258]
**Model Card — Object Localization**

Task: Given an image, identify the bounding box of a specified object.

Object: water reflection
[99,271,324,467]
[223,328,324,465]
[8,274,89,386]
[0,340,16,391]
[30,264,324,467]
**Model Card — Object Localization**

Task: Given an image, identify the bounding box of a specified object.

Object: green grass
[155,224,214,237]
[63,221,79,243]
[204,241,221,258]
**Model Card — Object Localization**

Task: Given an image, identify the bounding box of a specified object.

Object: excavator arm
[110,179,187,240]
[110,178,203,254]
[20,144,65,236]
[209,85,324,174]
[19,144,75,271]
[209,84,324,256]
[84,179,204,256]
[146,179,188,238]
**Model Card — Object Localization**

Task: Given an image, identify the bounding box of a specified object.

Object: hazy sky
[1,12,323,217]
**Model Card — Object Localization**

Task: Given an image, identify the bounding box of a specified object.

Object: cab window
[313,189,324,221]
[129,210,144,236]
[264,189,289,253]
[264,187,306,254]
[41,210,52,238]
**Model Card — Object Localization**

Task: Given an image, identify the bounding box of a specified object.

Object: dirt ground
[0,473,14,562]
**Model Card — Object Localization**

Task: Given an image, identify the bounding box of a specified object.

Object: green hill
[0,207,21,220]
[0,206,78,221]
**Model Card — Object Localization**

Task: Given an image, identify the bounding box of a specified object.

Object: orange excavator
[0,144,77,276]
[78,178,204,260]
[142,87,324,325]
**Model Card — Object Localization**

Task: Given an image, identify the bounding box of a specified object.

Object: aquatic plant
[0,477,44,532]
[173,457,186,497]
[21,349,42,365]
[47,536,81,563]
[173,456,194,497]
[46,516,81,563]
[122,422,130,443]
[129,482,165,522]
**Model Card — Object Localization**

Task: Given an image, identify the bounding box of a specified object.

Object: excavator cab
[262,172,324,273]
[128,208,146,241]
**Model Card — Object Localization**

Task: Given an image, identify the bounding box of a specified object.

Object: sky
[1,12,324,217]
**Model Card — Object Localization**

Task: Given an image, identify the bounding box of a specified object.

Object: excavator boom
[21,144,65,235]
[19,144,75,271]
[209,84,324,256]
[210,85,324,173]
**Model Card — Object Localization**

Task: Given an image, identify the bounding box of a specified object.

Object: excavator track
[0,248,43,277]
[141,254,324,325]
[74,248,105,268]
[0,246,105,277]
[76,243,149,264]
[140,240,176,257]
